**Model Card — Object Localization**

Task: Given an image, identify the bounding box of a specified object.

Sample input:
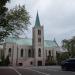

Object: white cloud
[6,0,75,45]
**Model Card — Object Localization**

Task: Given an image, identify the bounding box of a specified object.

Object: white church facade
[3,13,60,66]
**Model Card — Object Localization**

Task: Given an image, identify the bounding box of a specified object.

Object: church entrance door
[38,61,42,66]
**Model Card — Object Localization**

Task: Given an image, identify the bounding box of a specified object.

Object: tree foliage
[45,53,56,65]
[62,36,75,58]
[0,55,10,66]
[5,55,10,66]
[0,0,30,41]
[56,52,69,64]
[0,0,10,41]
[6,5,30,36]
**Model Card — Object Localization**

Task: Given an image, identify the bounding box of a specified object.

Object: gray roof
[5,37,58,48]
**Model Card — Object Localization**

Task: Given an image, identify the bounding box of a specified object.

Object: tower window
[38,48,41,57]
[21,49,23,57]
[38,38,41,42]
[38,30,41,35]
[8,48,11,56]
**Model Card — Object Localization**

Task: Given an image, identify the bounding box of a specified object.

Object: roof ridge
[45,40,53,41]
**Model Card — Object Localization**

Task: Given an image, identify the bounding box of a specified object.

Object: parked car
[61,58,75,71]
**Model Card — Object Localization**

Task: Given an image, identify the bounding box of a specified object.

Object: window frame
[8,48,11,56]
[20,48,23,57]
[38,48,41,57]
[38,38,41,43]
[28,49,31,57]
[38,29,41,35]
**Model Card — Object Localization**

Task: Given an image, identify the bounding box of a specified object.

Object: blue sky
[6,0,75,45]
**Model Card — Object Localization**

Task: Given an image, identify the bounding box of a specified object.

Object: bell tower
[32,12,45,66]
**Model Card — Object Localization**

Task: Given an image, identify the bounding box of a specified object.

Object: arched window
[28,49,31,57]
[38,48,41,57]
[38,38,41,43]
[8,48,11,56]
[38,29,41,35]
[49,50,51,56]
[21,49,23,57]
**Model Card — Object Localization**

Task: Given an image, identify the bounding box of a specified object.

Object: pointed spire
[35,11,41,27]
[53,38,59,47]
[53,38,56,42]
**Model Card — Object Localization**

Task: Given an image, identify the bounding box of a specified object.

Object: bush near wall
[0,55,10,66]
[56,52,69,65]
[45,61,56,65]
[45,55,56,66]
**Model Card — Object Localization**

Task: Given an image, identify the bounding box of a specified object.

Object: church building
[3,12,60,66]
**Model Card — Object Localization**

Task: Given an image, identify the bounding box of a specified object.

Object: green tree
[0,0,30,41]
[0,55,5,65]
[45,53,56,65]
[6,5,30,36]
[62,36,75,58]
[56,52,61,64]
[0,0,10,41]
[5,55,10,66]
[61,52,69,61]
[70,37,75,57]
[56,52,69,64]
[0,55,10,66]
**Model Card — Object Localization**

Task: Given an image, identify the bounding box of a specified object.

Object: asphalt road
[0,67,18,75]
[0,66,75,75]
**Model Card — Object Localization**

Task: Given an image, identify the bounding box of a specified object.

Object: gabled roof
[5,37,58,48]
[35,12,41,27]
[44,40,58,48]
